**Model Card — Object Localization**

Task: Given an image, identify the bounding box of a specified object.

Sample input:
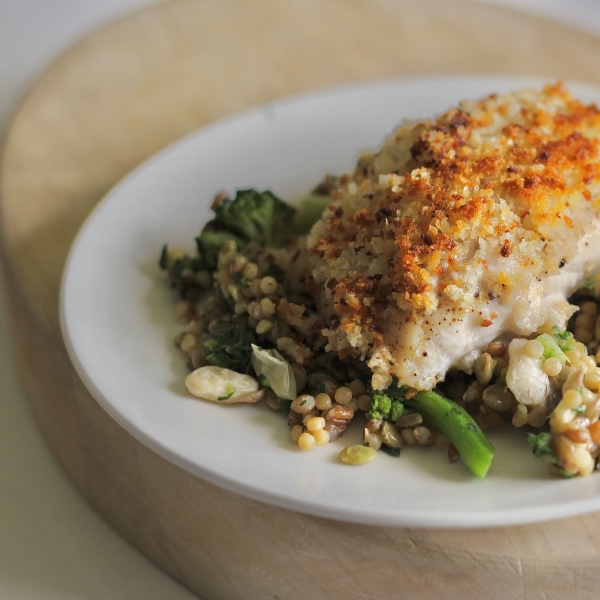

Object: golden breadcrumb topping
[308,83,600,390]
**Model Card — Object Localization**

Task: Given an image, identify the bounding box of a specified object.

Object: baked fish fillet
[307,84,600,391]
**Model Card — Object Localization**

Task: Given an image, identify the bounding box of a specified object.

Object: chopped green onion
[553,327,575,352]
[537,333,568,364]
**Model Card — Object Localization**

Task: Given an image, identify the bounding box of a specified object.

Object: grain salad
[160,83,600,478]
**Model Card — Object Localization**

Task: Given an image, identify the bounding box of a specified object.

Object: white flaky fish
[308,84,600,390]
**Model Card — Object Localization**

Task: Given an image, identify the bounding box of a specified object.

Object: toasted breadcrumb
[308,83,600,390]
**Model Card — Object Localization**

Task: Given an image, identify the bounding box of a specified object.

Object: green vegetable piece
[581,276,596,291]
[196,189,297,270]
[195,227,242,271]
[293,194,332,234]
[366,393,403,422]
[367,393,391,420]
[159,244,168,270]
[537,333,568,364]
[552,327,575,352]
[205,315,256,373]
[258,374,270,387]
[390,401,404,422]
[381,446,401,458]
[217,382,236,401]
[232,272,250,288]
[159,246,208,299]
[405,390,495,478]
[526,431,578,477]
[527,431,558,461]
[278,398,292,413]
[526,431,570,476]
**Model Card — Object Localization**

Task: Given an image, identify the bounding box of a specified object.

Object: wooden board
[3,0,600,597]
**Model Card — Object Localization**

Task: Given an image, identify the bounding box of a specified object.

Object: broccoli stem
[405,390,495,478]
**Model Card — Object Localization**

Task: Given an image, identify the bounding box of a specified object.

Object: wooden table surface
[3,0,600,598]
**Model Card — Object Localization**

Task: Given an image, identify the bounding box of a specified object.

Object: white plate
[61,75,600,528]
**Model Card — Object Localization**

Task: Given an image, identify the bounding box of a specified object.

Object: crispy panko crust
[308,83,600,390]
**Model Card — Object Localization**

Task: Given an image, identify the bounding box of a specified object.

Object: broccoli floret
[390,401,404,422]
[196,189,297,269]
[203,314,257,373]
[367,393,391,419]
[196,226,243,271]
[366,393,404,422]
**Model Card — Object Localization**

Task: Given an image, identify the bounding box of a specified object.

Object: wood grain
[3,0,600,597]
